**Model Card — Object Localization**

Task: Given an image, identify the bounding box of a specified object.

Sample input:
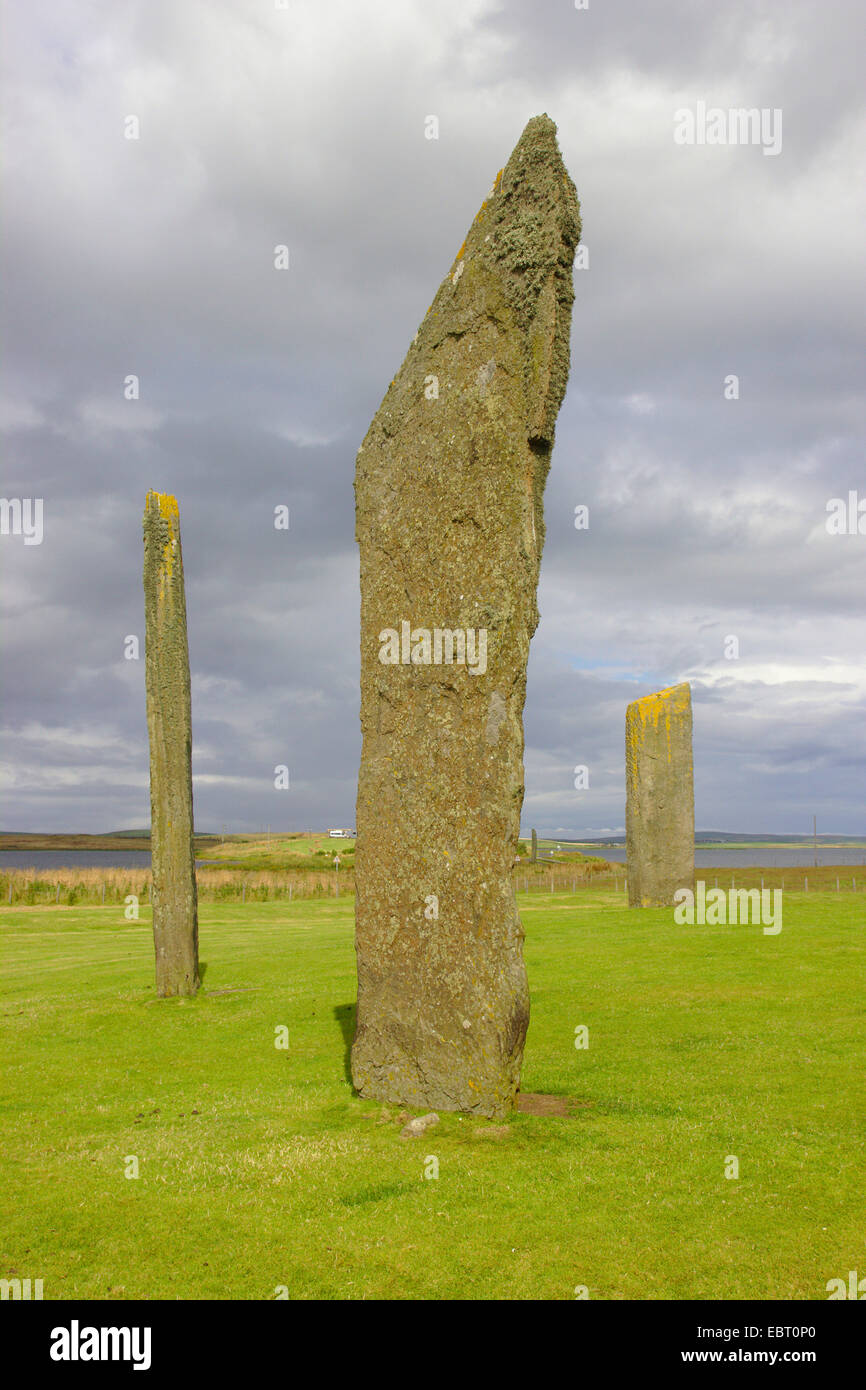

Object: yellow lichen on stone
[625,681,694,908]
[146,489,179,522]
[628,683,690,763]
[633,683,688,725]
[145,490,180,579]
[156,492,179,522]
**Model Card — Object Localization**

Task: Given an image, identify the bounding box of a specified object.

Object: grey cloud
[1,0,863,834]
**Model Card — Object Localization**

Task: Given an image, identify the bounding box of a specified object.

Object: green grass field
[1,891,863,1300]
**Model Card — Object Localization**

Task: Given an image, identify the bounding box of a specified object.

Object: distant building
[328,828,353,838]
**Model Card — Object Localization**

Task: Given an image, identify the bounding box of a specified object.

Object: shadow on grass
[334,1002,356,1086]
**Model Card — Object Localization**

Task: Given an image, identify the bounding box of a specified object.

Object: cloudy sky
[2,0,863,837]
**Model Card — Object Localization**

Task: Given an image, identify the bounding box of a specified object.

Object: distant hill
[0,830,220,852]
[548,831,866,847]
[106,829,224,839]
[694,831,866,845]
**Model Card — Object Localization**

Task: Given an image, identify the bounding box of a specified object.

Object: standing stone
[625,682,694,907]
[531,828,538,863]
[352,115,581,1118]
[143,491,199,996]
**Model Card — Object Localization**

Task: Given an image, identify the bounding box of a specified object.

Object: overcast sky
[2,0,864,837]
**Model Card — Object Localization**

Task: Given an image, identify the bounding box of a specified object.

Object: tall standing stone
[143,490,199,996]
[625,682,694,907]
[352,115,581,1118]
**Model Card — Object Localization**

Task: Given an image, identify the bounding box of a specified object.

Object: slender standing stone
[531,828,538,863]
[352,115,581,1118]
[143,491,199,996]
[625,682,695,907]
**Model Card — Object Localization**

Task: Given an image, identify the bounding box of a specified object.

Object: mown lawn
[0,891,862,1300]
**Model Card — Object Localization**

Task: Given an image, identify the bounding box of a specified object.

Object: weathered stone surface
[143,491,199,996]
[352,115,581,1118]
[625,682,695,907]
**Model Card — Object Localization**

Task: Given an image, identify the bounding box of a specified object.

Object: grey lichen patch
[352,117,580,1119]
[475,357,496,395]
[485,691,507,745]
[488,115,580,444]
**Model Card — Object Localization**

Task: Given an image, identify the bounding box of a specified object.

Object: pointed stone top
[405,112,580,450]
[507,111,567,169]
